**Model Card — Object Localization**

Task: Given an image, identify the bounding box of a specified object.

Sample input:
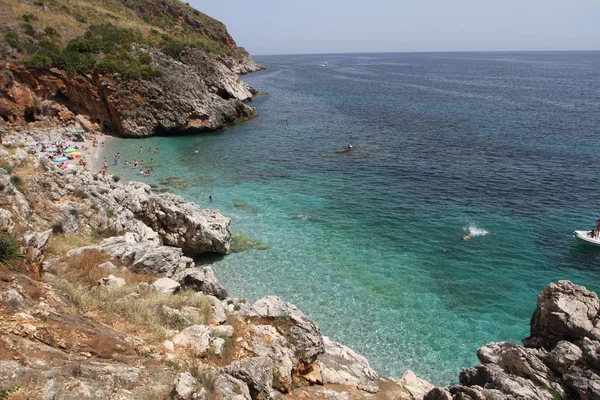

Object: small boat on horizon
[319,62,329,67]
[573,230,600,246]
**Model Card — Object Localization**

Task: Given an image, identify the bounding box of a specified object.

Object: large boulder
[178,266,228,300]
[152,277,181,295]
[524,280,600,349]
[248,296,325,364]
[317,336,380,390]
[118,184,231,255]
[223,357,273,400]
[68,233,194,277]
[398,370,435,400]
[172,325,215,355]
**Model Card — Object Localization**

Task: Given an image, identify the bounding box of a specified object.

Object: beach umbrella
[64,141,76,146]
[71,151,82,155]
[63,147,76,153]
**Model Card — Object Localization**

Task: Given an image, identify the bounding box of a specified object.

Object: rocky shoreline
[0,140,433,399]
[3,131,600,399]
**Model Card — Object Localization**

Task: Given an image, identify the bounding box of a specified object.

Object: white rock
[213,337,226,356]
[98,261,118,272]
[172,325,215,354]
[163,340,175,352]
[398,370,434,400]
[97,275,126,288]
[174,372,198,400]
[152,277,180,295]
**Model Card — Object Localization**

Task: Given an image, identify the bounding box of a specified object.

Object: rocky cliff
[0,0,264,137]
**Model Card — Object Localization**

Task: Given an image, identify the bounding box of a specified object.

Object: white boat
[319,62,328,67]
[573,230,600,246]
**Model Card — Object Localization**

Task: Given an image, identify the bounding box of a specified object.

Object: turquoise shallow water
[104,52,600,384]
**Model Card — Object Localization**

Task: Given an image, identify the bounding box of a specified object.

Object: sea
[103,51,600,385]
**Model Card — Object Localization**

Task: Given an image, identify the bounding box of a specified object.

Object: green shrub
[23,52,53,69]
[0,163,13,174]
[58,51,96,74]
[66,36,98,53]
[10,175,23,189]
[137,53,152,65]
[44,26,59,37]
[0,235,24,266]
[72,189,88,199]
[5,31,20,49]
[21,13,38,22]
[162,41,185,59]
[20,23,36,37]
[73,13,87,23]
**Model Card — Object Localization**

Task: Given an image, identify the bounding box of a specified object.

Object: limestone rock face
[24,170,231,257]
[178,266,228,299]
[152,277,181,295]
[248,296,325,364]
[317,336,380,389]
[114,46,259,137]
[223,356,274,400]
[119,185,231,255]
[398,370,435,400]
[172,325,215,355]
[525,280,600,349]
[173,372,198,400]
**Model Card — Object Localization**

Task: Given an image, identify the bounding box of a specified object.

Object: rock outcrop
[427,280,600,400]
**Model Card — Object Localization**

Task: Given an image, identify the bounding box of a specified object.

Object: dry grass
[62,250,153,286]
[5,385,42,400]
[46,233,100,256]
[12,157,42,179]
[45,250,211,342]
[1,0,170,46]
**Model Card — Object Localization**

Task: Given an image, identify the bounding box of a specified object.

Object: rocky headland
[0,0,264,137]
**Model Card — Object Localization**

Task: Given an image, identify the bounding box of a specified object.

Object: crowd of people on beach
[24,137,96,171]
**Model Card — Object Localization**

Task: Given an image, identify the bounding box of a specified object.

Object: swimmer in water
[461,234,472,241]
[194,149,199,154]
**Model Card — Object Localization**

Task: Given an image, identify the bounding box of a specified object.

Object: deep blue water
[105,52,600,384]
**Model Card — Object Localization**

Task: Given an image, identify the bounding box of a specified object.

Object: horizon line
[251,49,600,57]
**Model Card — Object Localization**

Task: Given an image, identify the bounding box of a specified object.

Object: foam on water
[466,224,489,237]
